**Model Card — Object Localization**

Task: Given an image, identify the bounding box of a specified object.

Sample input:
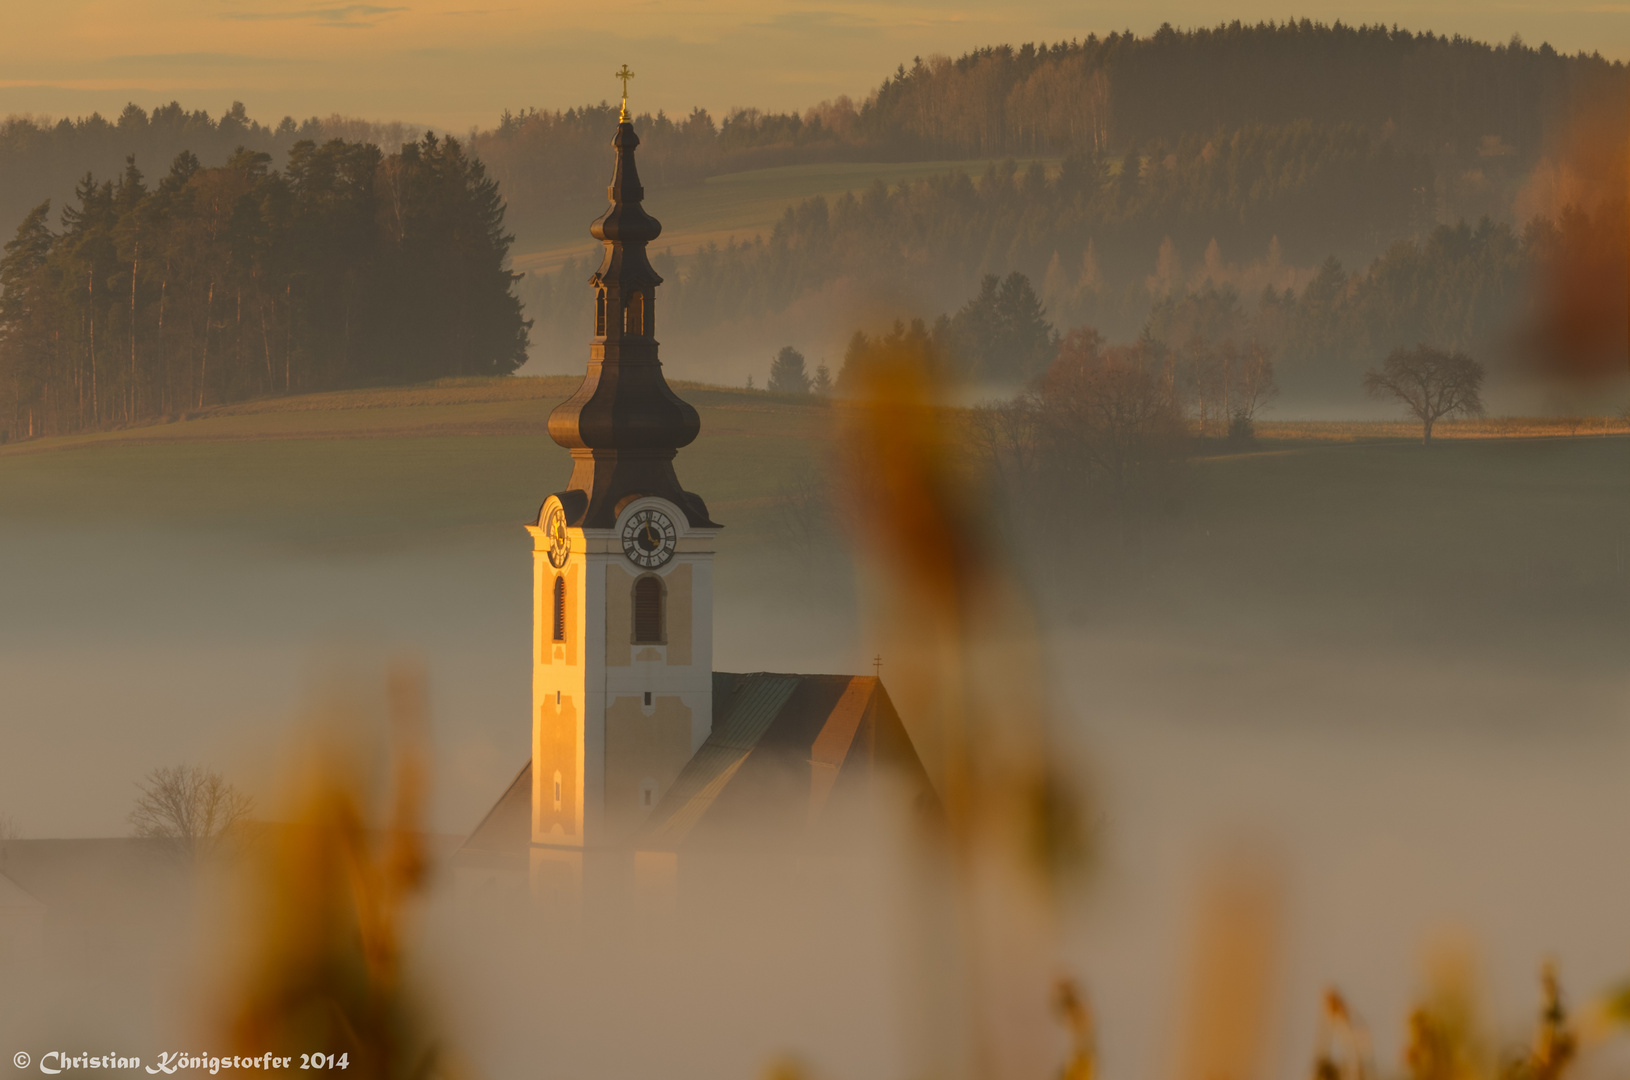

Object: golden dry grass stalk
[837,348,1090,1080]
[222,662,445,1080]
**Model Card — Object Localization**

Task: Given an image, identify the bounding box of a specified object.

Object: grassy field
[0,378,839,546]
[511,157,1060,275]
[2,379,1625,547]
[1251,415,1630,444]
[2,377,1626,672]
[1165,433,1629,658]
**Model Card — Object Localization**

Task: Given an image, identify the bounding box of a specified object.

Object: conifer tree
[768,345,811,394]
[0,135,529,438]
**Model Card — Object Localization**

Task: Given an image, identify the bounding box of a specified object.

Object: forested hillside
[0,103,418,255]
[525,141,1619,396]
[7,23,1621,254]
[525,123,1429,342]
[497,22,1623,388]
[0,135,528,440]
[476,22,1624,245]
[1,19,1624,418]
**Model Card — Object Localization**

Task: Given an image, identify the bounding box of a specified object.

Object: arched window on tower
[625,291,644,335]
[552,576,566,642]
[633,575,664,644]
[595,289,607,336]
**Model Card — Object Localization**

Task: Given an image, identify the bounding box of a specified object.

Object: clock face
[545,507,570,568]
[621,508,677,568]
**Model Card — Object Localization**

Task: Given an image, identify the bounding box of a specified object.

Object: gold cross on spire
[615,64,635,122]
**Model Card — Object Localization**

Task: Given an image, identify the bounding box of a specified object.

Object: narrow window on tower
[553,771,562,810]
[625,291,644,335]
[595,289,607,336]
[633,575,664,644]
[552,576,566,642]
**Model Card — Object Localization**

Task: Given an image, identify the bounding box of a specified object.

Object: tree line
[833,208,1572,402]
[4,20,1617,410]
[471,21,1621,246]
[6,21,1584,256]
[526,117,1432,353]
[0,102,419,264]
[1144,216,1558,396]
[831,272,1057,389]
[862,23,1621,161]
[2,21,1619,262]
[523,128,1541,385]
[0,134,528,440]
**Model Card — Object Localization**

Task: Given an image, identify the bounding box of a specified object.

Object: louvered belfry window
[625,292,644,335]
[595,289,607,336]
[633,575,664,644]
[552,576,566,642]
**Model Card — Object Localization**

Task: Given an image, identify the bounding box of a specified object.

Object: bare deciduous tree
[1182,335,1223,438]
[971,328,1187,552]
[969,392,1042,503]
[1363,344,1485,444]
[1182,335,1278,441]
[1042,338,1187,526]
[1231,339,1279,425]
[129,764,253,859]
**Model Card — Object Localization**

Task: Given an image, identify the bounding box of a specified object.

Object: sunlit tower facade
[525,94,721,898]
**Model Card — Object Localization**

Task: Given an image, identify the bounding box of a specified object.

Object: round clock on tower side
[621,507,676,568]
[545,506,570,568]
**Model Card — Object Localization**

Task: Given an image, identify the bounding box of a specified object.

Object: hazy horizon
[6,2,1628,133]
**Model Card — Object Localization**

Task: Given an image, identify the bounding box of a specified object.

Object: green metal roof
[637,673,802,846]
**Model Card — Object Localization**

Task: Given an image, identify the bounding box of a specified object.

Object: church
[456,94,933,902]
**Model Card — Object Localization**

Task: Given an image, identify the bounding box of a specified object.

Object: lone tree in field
[130,764,253,859]
[1363,345,1485,444]
[768,346,812,394]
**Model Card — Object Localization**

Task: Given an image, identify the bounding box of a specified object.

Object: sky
[2,1,1628,133]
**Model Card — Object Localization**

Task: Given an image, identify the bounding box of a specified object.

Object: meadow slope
[1,377,1624,671]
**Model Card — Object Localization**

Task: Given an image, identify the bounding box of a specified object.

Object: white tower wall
[529,495,715,853]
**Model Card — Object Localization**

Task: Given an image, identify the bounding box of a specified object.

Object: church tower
[526,93,719,887]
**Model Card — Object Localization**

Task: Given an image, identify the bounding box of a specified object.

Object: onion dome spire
[545,95,717,531]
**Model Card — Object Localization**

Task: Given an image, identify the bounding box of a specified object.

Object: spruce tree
[767,345,811,394]
[0,134,531,436]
